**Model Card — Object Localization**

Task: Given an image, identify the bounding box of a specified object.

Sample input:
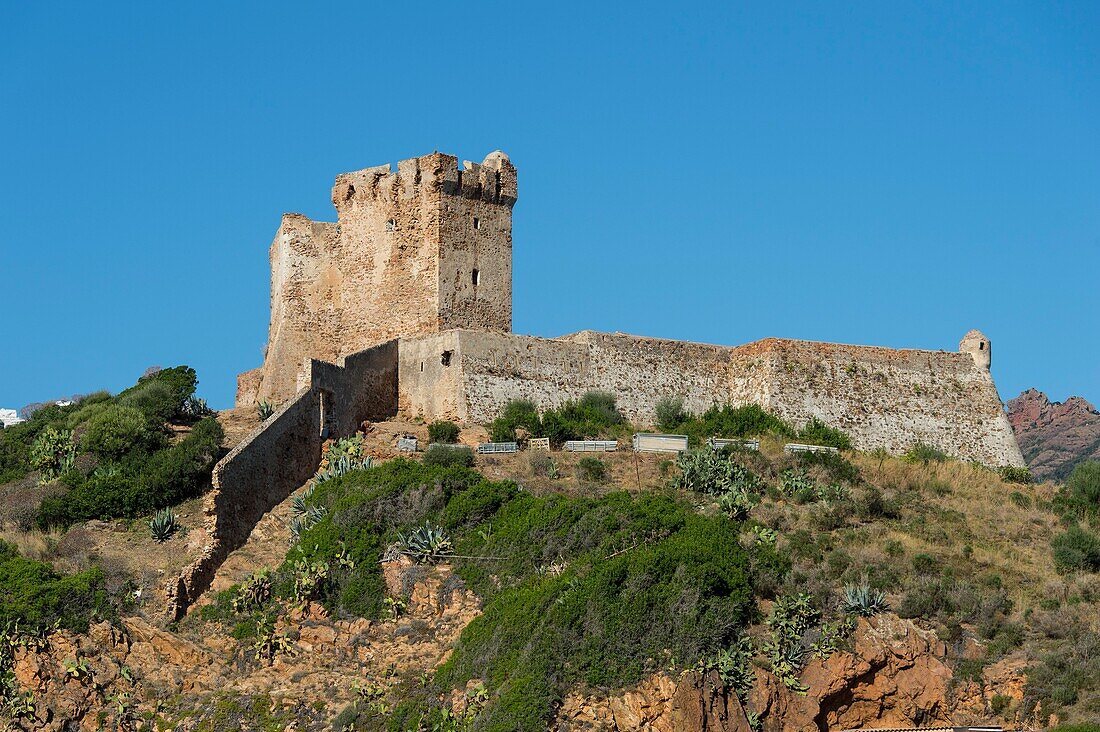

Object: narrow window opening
[441,350,453,367]
[319,390,334,439]
[979,342,985,350]
[386,218,397,232]
[473,217,481,230]
[472,268,480,286]
[420,361,424,372]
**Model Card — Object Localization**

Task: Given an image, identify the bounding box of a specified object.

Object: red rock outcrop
[1008,388,1100,481]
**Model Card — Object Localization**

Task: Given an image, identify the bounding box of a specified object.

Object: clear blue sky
[2,2,1097,410]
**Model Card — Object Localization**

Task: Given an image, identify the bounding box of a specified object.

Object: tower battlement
[332,151,517,208]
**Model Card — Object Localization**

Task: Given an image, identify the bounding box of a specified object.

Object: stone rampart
[166,341,399,619]
[396,329,1024,467]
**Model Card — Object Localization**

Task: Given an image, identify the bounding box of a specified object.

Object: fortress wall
[397,332,467,421]
[166,388,323,619]
[257,215,341,404]
[396,330,1023,466]
[742,339,1025,466]
[169,342,399,619]
[457,331,592,423]
[568,331,742,424]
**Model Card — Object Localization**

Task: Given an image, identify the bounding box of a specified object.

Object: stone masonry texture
[176,149,1025,613]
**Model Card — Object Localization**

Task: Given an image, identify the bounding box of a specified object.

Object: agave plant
[257,400,276,421]
[289,505,327,541]
[398,522,454,563]
[149,508,180,543]
[291,483,315,518]
[843,583,889,617]
[181,396,214,418]
[314,454,373,485]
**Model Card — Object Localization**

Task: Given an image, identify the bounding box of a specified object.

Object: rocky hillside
[2,399,1100,731]
[1008,389,1100,482]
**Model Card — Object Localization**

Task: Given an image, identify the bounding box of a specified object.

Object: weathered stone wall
[738,338,1023,466]
[259,215,341,404]
[396,329,1024,466]
[239,151,516,408]
[166,388,323,619]
[167,342,400,618]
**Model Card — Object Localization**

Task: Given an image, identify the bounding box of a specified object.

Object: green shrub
[667,404,794,446]
[903,442,948,464]
[654,396,687,432]
[0,541,111,631]
[489,394,626,446]
[911,553,940,574]
[427,420,461,444]
[29,426,75,483]
[998,465,1032,484]
[896,576,952,619]
[116,366,197,423]
[36,417,223,526]
[1052,525,1100,573]
[528,452,557,478]
[797,417,852,451]
[423,444,475,468]
[576,456,607,483]
[796,449,862,484]
[489,399,541,442]
[281,460,758,730]
[81,405,153,460]
[1056,461,1100,520]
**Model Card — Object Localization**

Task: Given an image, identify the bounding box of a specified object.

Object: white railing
[632,433,689,453]
[784,443,839,454]
[707,437,760,451]
[564,440,619,452]
[477,441,519,454]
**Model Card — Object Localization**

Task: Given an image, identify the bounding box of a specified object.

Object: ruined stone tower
[237,151,517,405]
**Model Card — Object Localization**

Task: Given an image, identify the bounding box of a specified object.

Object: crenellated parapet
[331,151,517,209]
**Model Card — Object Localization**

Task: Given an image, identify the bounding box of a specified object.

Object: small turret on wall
[959,329,992,371]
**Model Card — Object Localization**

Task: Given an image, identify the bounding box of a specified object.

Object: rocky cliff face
[556,614,1029,731]
[1007,388,1100,481]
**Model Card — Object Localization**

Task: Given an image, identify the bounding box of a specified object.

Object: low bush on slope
[211,459,763,730]
[201,439,1100,728]
[488,391,627,445]
[0,366,222,528]
[0,541,112,632]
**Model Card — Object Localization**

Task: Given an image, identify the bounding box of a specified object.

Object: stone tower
[960,329,992,370]
[238,151,518,406]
